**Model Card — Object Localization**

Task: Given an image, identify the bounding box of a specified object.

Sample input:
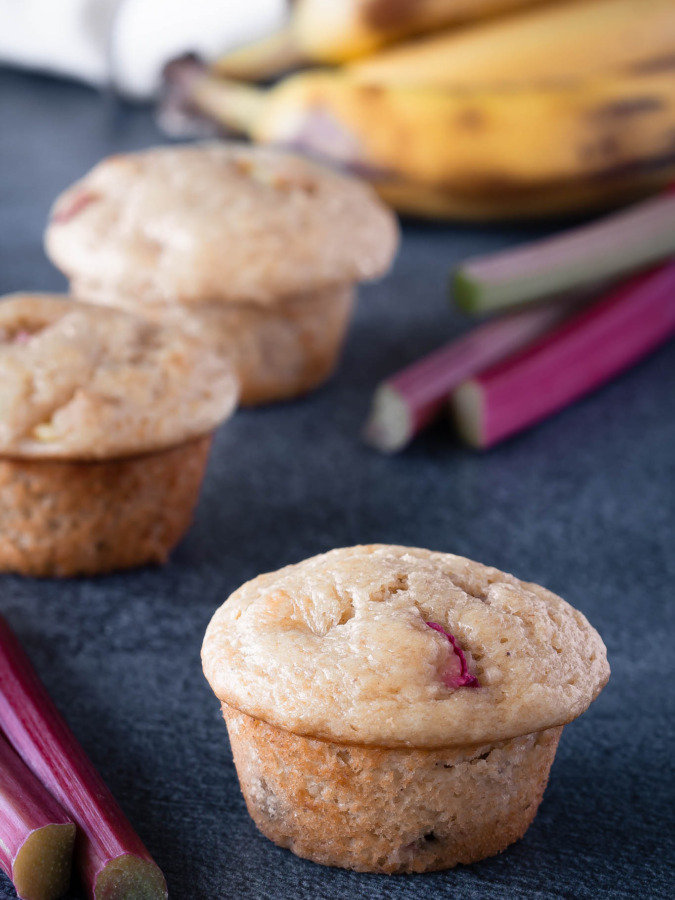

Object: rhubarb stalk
[0,616,167,900]
[427,623,479,689]
[0,734,75,900]
[451,261,675,448]
[453,191,675,314]
[363,302,568,452]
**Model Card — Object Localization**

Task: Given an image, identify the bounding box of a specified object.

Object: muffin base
[0,436,212,577]
[76,283,356,407]
[184,284,356,406]
[223,703,562,874]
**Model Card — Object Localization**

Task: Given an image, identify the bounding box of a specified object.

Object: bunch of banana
[215,0,550,76]
[184,0,675,219]
[348,0,675,89]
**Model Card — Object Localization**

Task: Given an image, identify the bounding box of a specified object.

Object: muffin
[44,143,399,406]
[0,293,238,577]
[202,544,609,874]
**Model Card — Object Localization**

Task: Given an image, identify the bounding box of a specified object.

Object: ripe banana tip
[162,53,207,94]
[158,55,223,139]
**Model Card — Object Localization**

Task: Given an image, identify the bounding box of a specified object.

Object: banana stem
[212,26,306,82]
[191,75,267,137]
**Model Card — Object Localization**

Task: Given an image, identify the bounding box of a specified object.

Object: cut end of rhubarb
[13,823,76,900]
[0,615,168,900]
[95,855,167,900]
[362,384,413,453]
[452,269,484,315]
[450,380,485,449]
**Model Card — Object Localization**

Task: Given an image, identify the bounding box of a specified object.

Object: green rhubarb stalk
[453,191,675,314]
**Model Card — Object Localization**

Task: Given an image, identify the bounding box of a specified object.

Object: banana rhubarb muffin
[0,293,238,577]
[44,143,399,406]
[202,544,609,874]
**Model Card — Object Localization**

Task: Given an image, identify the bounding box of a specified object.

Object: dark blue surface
[0,67,673,900]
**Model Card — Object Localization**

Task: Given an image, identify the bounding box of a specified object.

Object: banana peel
[349,0,675,90]
[214,0,550,78]
[376,170,675,221]
[188,66,675,180]
[164,58,675,219]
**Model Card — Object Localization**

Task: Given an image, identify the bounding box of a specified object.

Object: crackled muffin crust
[203,545,609,748]
[0,294,238,459]
[44,143,399,306]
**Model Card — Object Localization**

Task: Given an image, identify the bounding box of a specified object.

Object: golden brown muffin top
[44,142,399,307]
[0,294,238,460]
[202,545,609,748]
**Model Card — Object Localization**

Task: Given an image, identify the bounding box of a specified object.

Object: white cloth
[0,0,286,97]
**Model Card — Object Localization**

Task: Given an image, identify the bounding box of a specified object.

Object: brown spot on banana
[591,97,666,120]
[455,108,485,131]
[578,136,621,167]
[582,148,675,182]
[354,83,385,103]
[633,55,675,75]
[362,0,425,31]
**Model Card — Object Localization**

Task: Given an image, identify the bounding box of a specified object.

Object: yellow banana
[291,0,549,62]
[376,170,675,220]
[187,66,675,217]
[350,0,675,89]
[213,0,550,78]
[213,28,305,83]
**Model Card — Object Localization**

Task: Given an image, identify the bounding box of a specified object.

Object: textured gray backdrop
[0,67,673,900]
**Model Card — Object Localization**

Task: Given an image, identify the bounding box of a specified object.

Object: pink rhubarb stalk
[0,615,167,900]
[0,734,75,900]
[427,623,479,688]
[453,190,675,314]
[363,302,567,452]
[451,260,675,448]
